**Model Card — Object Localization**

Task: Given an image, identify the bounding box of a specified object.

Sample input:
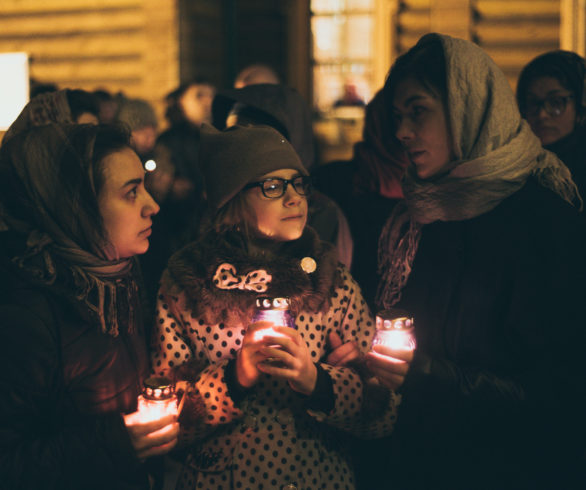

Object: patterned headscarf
[3,90,74,143]
[377,33,581,308]
[0,123,138,336]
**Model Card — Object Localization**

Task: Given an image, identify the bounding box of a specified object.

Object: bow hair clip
[213,263,272,293]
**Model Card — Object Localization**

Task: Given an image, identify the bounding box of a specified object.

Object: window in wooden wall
[310,0,376,112]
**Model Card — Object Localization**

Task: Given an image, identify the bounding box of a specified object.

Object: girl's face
[98,147,160,259]
[244,168,308,242]
[524,76,577,146]
[392,78,455,179]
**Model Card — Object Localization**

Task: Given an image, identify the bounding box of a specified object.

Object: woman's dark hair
[164,78,214,126]
[516,50,586,124]
[66,89,100,122]
[383,36,448,116]
[208,191,254,237]
[61,124,132,253]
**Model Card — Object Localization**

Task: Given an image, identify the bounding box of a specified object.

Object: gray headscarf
[377,33,581,308]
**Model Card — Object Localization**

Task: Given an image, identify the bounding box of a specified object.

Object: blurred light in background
[0,52,29,131]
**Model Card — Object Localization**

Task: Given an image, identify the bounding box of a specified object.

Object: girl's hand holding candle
[236,321,276,388]
[258,326,318,395]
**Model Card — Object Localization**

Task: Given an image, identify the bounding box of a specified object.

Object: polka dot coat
[152,266,400,490]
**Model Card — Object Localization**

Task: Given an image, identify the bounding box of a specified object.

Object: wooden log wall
[395,0,560,89]
[178,0,223,86]
[473,0,560,89]
[0,0,180,124]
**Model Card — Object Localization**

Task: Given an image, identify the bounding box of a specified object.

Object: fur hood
[160,227,341,327]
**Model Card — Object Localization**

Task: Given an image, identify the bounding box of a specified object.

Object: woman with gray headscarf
[359,34,586,489]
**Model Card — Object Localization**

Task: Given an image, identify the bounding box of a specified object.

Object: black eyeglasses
[243,176,312,199]
[525,95,574,118]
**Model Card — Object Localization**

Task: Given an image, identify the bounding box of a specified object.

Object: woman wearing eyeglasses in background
[151,124,404,490]
[517,50,586,197]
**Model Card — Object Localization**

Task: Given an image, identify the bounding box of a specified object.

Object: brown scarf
[0,124,138,336]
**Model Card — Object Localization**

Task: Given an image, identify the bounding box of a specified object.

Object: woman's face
[524,76,577,145]
[244,168,308,242]
[392,78,455,179]
[180,83,215,126]
[98,147,160,259]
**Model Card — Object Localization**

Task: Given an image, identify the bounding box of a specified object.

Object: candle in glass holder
[126,376,178,425]
[251,296,296,342]
[371,309,416,354]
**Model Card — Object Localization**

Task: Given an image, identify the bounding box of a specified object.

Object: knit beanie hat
[116,97,158,131]
[200,123,308,209]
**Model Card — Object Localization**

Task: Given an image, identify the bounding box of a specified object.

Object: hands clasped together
[236,321,318,395]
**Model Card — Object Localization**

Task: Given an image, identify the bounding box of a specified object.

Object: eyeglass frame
[243,175,312,199]
[524,94,575,118]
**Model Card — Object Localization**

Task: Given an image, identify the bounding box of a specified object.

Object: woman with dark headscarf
[0,123,178,489]
[351,34,586,489]
[517,50,586,196]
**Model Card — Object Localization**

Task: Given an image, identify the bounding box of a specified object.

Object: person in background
[3,89,99,143]
[0,122,178,489]
[139,79,216,306]
[517,50,586,197]
[233,63,280,88]
[94,89,123,124]
[315,89,409,307]
[151,124,405,490]
[212,83,354,269]
[116,97,159,164]
[29,78,58,98]
[333,81,366,108]
[147,79,215,205]
[343,33,586,489]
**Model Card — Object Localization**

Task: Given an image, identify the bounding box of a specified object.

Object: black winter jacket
[0,248,151,490]
[359,180,586,490]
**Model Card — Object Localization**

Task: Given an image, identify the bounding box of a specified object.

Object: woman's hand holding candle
[365,345,413,390]
[258,326,317,395]
[123,413,179,460]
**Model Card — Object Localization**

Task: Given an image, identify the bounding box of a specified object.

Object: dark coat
[546,124,586,201]
[361,180,586,490]
[0,249,151,489]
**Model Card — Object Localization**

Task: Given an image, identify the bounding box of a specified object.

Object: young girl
[151,124,403,490]
[0,123,178,489]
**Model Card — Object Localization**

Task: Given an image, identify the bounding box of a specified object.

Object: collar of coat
[160,227,341,327]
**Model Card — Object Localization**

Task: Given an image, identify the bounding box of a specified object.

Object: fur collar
[161,227,341,327]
